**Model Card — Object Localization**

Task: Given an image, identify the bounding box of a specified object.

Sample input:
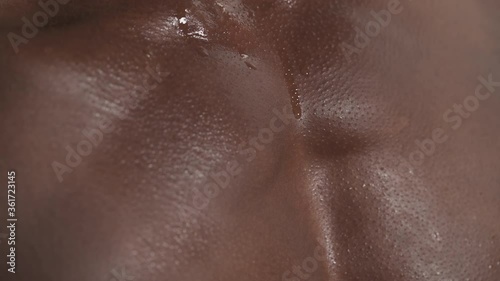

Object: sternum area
[284,66,302,119]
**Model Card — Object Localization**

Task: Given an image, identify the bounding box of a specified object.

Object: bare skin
[1,0,500,280]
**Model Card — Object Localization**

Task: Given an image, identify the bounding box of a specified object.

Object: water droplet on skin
[432,232,442,242]
[240,53,257,70]
[284,69,301,118]
[244,61,257,70]
[178,16,189,35]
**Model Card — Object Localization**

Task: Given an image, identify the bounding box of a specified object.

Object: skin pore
[1,0,500,280]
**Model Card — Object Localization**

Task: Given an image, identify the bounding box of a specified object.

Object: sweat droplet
[244,61,257,70]
[284,69,301,118]
[178,17,189,34]
[176,12,208,41]
[240,54,257,70]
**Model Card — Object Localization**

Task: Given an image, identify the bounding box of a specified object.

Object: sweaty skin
[1,0,500,280]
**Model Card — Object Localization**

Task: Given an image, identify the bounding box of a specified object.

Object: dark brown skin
[1,0,500,280]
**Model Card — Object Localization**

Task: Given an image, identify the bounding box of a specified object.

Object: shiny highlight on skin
[1,1,500,281]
